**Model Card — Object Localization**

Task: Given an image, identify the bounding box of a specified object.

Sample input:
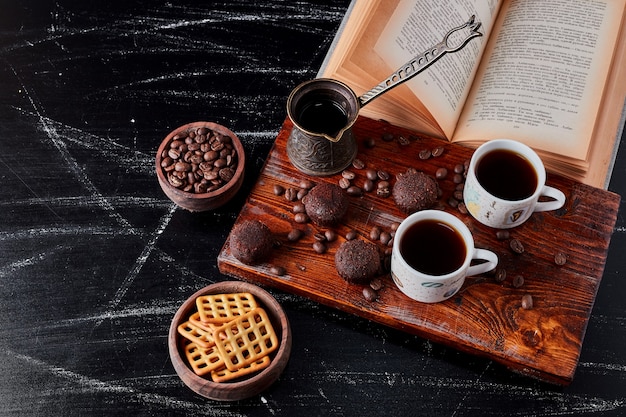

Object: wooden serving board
[217,116,621,385]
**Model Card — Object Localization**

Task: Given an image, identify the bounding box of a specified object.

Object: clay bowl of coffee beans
[168,281,292,401]
[156,121,245,211]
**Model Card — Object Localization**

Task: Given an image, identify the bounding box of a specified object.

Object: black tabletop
[1,2,625,416]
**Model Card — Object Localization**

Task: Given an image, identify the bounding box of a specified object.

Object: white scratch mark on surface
[3,349,244,417]
[94,203,177,328]
[0,245,66,278]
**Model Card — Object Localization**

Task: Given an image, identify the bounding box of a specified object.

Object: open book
[318,0,626,189]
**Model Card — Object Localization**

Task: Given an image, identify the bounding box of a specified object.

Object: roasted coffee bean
[398,135,410,146]
[448,197,459,208]
[312,241,327,254]
[219,167,235,182]
[453,190,464,201]
[494,268,507,282]
[513,275,525,288]
[377,170,390,181]
[453,173,464,184]
[363,179,375,192]
[313,232,326,242]
[554,252,567,265]
[270,265,286,276]
[297,188,308,200]
[299,179,314,190]
[342,170,356,180]
[370,226,381,241]
[294,212,309,223]
[418,149,432,160]
[273,184,285,196]
[376,186,391,198]
[380,231,392,246]
[390,222,400,231]
[338,177,351,189]
[364,137,376,148]
[496,230,510,240]
[510,238,525,254]
[292,202,305,214]
[284,187,298,202]
[381,132,394,142]
[365,169,378,180]
[347,185,363,196]
[369,278,383,291]
[454,164,465,174]
[352,158,365,169]
[175,161,191,172]
[287,228,304,242]
[324,230,337,242]
[362,287,378,302]
[435,167,448,179]
[345,230,358,240]
[431,146,445,157]
[457,202,468,214]
[521,294,533,309]
[455,183,465,191]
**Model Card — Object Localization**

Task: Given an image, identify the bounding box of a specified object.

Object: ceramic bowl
[156,121,245,211]
[168,281,292,401]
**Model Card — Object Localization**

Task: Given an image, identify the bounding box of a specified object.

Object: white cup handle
[467,248,498,277]
[534,185,566,212]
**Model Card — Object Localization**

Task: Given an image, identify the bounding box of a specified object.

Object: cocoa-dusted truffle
[334,239,381,284]
[392,170,438,213]
[304,183,349,226]
[230,220,273,264]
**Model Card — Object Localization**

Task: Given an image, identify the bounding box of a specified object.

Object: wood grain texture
[218,116,620,385]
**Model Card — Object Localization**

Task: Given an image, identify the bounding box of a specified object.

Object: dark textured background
[1,1,625,415]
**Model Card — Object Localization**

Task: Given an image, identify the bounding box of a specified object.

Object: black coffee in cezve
[297,99,348,136]
[399,219,466,276]
[476,149,537,200]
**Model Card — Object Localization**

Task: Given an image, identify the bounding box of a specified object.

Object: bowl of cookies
[168,281,292,401]
[156,121,245,212]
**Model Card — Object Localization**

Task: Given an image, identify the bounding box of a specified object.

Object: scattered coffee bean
[365,169,378,180]
[294,212,309,223]
[313,232,326,242]
[376,182,391,198]
[380,231,392,246]
[369,278,383,291]
[454,164,464,174]
[494,268,507,282]
[342,170,356,180]
[390,222,400,231]
[455,183,465,191]
[496,230,510,240]
[418,148,432,160]
[435,167,448,179]
[513,275,525,288]
[521,294,533,309]
[453,173,464,184]
[381,132,394,142]
[324,230,337,242]
[347,185,363,196]
[338,177,351,189]
[457,202,467,214]
[297,188,308,200]
[292,202,305,214]
[362,286,378,302]
[352,158,365,169]
[370,226,381,241]
[312,241,327,254]
[554,252,567,265]
[345,230,358,240]
[431,146,445,157]
[273,184,285,196]
[287,228,304,242]
[284,187,298,202]
[453,190,464,201]
[364,137,376,148]
[270,265,286,276]
[398,135,410,146]
[448,197,459,208]
[299,179,314,190]
[363,179,375,192]
[509,238,525,254]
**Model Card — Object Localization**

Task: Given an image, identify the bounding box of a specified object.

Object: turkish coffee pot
[286,15,483,176]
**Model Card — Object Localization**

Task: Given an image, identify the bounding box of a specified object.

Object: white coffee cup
[463,139,566,229]
[391,210,498,303]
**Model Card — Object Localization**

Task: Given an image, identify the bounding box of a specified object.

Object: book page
[373,0,502,138]
[455,0,626,160]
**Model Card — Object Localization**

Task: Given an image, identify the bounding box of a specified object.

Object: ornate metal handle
[358,15,483,108]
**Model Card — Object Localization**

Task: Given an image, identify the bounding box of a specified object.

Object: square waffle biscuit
[182,340,225,376]
[213,307,279,371]
[196,292,258,324]
[177,319,216,348]
[211,356,271,383]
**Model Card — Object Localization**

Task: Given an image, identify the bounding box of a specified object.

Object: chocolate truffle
[334,239,381,284]
[392,170,438,213]
[304,183,349,226]
[230,220,273,264]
